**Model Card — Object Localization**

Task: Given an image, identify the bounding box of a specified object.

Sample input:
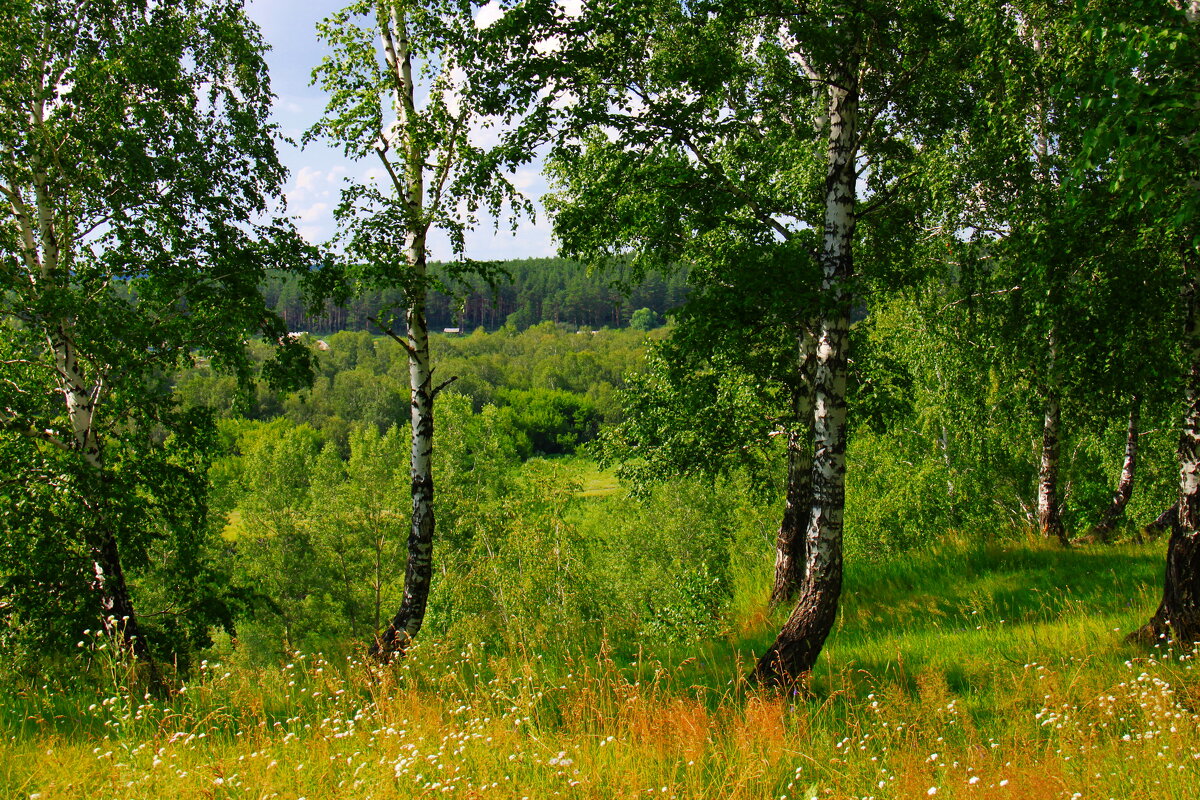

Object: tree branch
[938,286,1021,313]
[676,134,797,244]
[369,315,418,358]
[375,147,412,207]
[0,409,73,455]
[426,114,465,219]
[432,375,459,398]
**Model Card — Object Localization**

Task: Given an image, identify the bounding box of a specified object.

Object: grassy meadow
[3,536,1196,800]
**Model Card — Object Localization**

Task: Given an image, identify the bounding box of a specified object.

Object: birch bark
[376,234,440,654]
[367,6,441,658]
[22,133,148,658]
[1132,0,1200,648]
[1036,333,1067,545]
[770,327,816,606]
[1138,271,1200,646]
[754,71,857,685]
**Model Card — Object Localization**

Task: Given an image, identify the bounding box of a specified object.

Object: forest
[261,258,688,333]
[1,0,1198,798]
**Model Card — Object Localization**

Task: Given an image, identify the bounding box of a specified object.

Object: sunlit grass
[3,538,1197,799]
[573,461,622,498]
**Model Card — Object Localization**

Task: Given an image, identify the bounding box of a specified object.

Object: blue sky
[245,0,555,261]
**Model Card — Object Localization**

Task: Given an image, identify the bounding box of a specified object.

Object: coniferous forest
[2,1,1199,798]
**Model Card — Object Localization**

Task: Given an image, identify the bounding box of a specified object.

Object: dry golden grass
[4,639,1200,800]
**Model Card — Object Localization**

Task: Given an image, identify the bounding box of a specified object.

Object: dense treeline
[262,258,689,334]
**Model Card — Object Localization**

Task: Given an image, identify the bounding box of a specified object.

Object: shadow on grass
[674,538,1168,704]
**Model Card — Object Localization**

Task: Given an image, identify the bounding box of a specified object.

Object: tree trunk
[1094,395,1141,539]
[373,238,437,659]
[87,508,150,660]
[770,427,810,606]
[51,325,150,660]
[770,329,816,606]
[1136,272,1200,647]
[368,7,443,661]
[754,72,856,686]
[1037,332,1069,545]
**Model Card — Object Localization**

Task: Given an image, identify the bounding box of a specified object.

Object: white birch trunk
[1137,276,1200,644]
[20,136,148,658]
[755,70,857,684]
[1095,395,1140,537]
[371,6,441,657]
[1036,365,1067,544]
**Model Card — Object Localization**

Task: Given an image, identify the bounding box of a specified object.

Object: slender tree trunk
[754,71,856,686]
[87,500,150,660]
[374,530,384,635]
[770,328,816,606]
[770,428,810,606]
[1135,3,1200,645]
[1094,395,1141,539]
[51,325,150,660]
[1136,270,1200,647]
[1037,330,1069,545]
[1037,391,1068,544]
[368,7,443,660]
[373,237,437,659]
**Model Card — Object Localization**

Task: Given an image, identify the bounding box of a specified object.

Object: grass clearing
[574,462,622,498]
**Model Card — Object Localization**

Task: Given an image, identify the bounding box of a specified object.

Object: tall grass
[2,537,1196,799]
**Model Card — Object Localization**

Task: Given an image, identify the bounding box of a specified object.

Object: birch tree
[307,0,531,658]
[534,0,966,683]
[0,0,311,662]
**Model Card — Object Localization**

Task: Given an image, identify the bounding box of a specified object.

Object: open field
[2,538,1196,800]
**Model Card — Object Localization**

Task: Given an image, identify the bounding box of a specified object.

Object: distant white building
[443,327,461,334]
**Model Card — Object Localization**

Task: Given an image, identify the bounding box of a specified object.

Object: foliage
[0,0,312,661]
[174,323,662,453]
[628,307,662,331]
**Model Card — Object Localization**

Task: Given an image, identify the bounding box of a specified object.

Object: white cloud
[296,201,330,224]
[509,168,542,191]
[475,1,505,29]
[559,0,583,20]
[534,35,563,55]
[295,166,322,191]
[292,165,345,196]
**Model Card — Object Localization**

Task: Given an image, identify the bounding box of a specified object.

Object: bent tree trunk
[771,329,816,606]
[366,7,446,661]
[1137,272,1200,647]
[1094,395,1141,538]
[754,73,856,686]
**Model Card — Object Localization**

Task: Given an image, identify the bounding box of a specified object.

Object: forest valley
[2,0,1200,798]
